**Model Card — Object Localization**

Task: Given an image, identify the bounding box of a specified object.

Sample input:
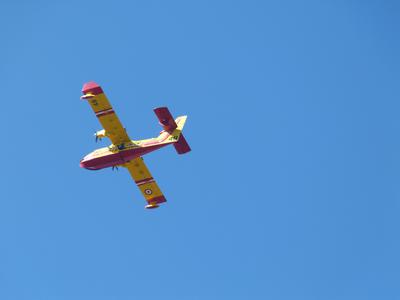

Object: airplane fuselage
[80,137,173,170]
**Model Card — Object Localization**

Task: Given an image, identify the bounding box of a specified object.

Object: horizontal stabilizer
[154,107,177,132]
[174,134,191,154]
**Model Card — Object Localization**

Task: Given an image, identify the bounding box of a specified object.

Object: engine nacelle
[94,129,107,141]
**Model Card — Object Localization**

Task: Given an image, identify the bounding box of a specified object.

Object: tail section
[174,132,191,154]
[154,107,191,155]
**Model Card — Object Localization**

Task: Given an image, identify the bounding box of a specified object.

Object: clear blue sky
[1,1,399,299]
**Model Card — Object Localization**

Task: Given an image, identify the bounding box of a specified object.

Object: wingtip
[145,203,160,209]
[82,81,103,95]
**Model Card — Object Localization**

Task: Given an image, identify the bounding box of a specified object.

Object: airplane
[79,81,191,209]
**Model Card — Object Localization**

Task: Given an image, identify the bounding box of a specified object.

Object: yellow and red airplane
[79,82,191,209]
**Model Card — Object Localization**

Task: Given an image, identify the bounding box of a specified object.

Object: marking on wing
[96,108,115,117]
[135,177,155,186]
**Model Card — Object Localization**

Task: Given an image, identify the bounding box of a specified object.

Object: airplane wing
[123,158,167,208]
[81,82,131,146]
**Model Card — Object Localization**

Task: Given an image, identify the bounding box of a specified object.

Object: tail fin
[154,107,191,155]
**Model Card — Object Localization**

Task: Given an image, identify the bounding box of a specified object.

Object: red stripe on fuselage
[80,143,169,170]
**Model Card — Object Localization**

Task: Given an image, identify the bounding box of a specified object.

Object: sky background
[0,1,399,299]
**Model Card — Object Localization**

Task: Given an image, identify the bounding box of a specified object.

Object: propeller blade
[94,132,102,143]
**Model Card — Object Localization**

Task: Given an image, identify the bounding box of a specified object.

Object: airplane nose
[79,159,86,168]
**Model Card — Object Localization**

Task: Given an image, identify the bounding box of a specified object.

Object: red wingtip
[82,81,103,95]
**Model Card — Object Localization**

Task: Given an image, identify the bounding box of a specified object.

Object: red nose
[79,159,86,168]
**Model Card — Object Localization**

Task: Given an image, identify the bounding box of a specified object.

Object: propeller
[94,129,107,142]
[94,132,102,143]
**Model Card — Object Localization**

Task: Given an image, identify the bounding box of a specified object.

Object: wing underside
[123,158,167,208]
[81,82,131,146]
